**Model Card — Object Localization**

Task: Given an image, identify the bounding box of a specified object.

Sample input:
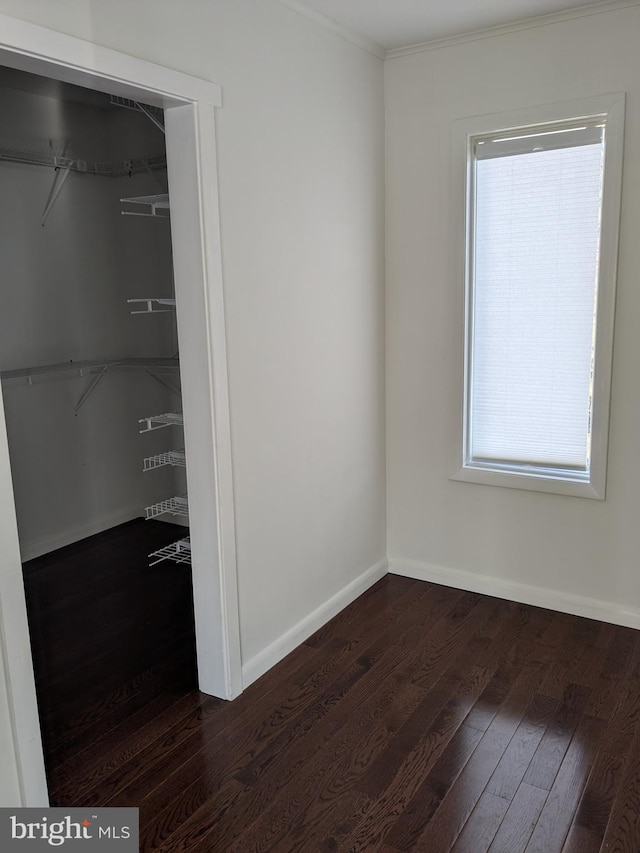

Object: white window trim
[451,94,625,500]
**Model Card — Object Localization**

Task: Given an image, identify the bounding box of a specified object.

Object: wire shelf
[0,146,166,177]
[1,358,179,387]
[149,537,191,566]
[125,358,180,375]
[143,450,186,471]
[1,360,117,385]
[121,193,170,218]
[127,298,176,314]
[144,494,189,520]
[1,359,181,412]
[139,412,183,433]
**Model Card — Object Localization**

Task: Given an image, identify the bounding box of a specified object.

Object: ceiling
[0,65,115,108]
[292,0,612,51]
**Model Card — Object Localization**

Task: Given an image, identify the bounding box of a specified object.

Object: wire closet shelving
[0,358,181,413]
[127,298,176,314]
[149,537,191,566]
[121,193,170,218]
[138,412,184,433]
[144,494,189,521]
[143,450,186,472]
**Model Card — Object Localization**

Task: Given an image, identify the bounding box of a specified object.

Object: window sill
[451,464,604,499]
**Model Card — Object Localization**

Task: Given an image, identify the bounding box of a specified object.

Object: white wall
[0,0,386,803]
[386,5,640,618]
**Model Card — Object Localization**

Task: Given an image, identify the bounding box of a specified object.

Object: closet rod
[0,357,180,384]
[0,146,166,177]
[0,358,181,413]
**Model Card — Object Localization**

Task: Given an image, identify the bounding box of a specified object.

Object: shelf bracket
[74,366,109,414]
[144,369,181,396]
[134,101,165,135]
[110,95,165,136]
[41,160,72,227]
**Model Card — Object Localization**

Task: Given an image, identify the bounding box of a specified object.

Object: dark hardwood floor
[23,535,640,851]
[22,519,197,789]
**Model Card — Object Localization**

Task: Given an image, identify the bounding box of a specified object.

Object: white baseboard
[242,557,389,688]
[20,507,141,562]
[389,556,640,631]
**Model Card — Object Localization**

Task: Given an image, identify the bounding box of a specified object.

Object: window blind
[470,133,605,470]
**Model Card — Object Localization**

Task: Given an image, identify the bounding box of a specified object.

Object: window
[452,95,625,498]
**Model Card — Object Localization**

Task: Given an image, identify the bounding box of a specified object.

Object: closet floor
[22,518,197,804]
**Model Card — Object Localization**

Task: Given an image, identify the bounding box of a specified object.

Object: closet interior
[0,65,198,793]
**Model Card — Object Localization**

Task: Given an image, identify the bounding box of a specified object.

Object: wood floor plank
[50,689,207,803]
[523,713,604,852]
[349,724,485,853]
[344,665,499,849]
[569,672,640,848]
[488,782,549,853]
[409,664,547,851]
[44,626,196,737]
[355,596,499,798]
[584,628,639,720]
[522,684,591,791]
[230,669,495,853]
[486,603,555,665]
[464,662,531,733]
[302,574,420,648]
[284,789,373,853]
[598,742,640,851]
[451,790,510,852]
[46,639,198,773]
[486,692,559,800]
[561,824,602,853]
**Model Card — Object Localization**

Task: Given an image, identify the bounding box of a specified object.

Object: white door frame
[0,13,242,806]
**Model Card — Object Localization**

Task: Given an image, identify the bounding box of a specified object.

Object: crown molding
[275,0,386,60]
[386,0,640,60]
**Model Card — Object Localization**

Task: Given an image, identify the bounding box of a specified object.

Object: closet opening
[0,64,199,802]
[0,19,241,806]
